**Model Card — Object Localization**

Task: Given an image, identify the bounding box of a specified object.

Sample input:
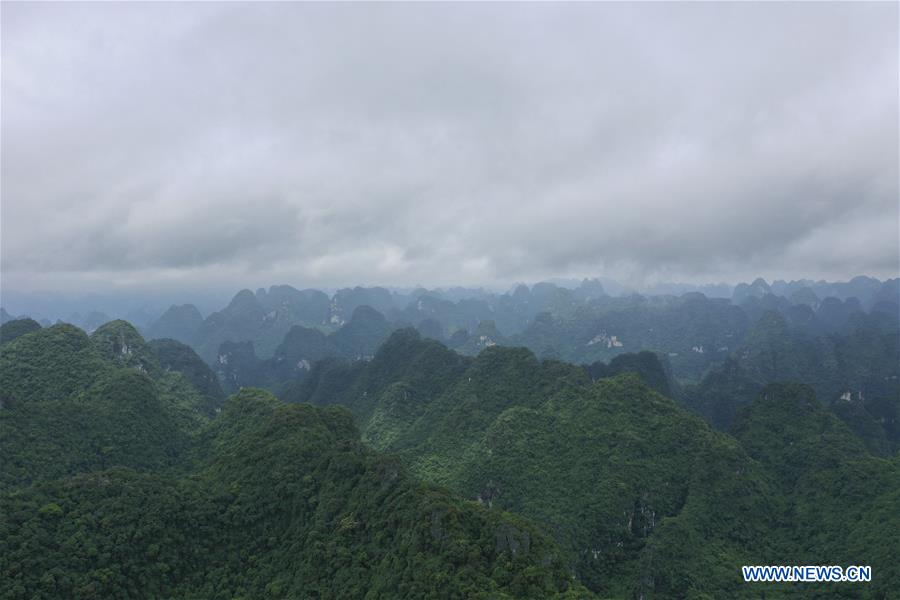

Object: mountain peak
[227,289,262,311]
[349,304,387,324]
[91,320,158,374]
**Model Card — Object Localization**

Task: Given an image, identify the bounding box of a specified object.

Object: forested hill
[0,322,591,598]
[2,319,898,597]
[138,283,896,459]
[289,328,900,598]
[214,304,399,395]
[9,278,895,418]
[683,310,900,454]
[0,321,223,490]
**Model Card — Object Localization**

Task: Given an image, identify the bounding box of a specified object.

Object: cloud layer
[2,2,898,292]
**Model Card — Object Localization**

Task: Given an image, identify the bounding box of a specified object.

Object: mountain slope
[732,383,900,598]
[0,318,42,347]
[215,305,400,395]
[144,303,204,345]
[1,388,592,599]
[294,330,787,598]
[0,323,221,490]
[683,311,900,453]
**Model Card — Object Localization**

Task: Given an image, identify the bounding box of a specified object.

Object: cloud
[2,2,897,293]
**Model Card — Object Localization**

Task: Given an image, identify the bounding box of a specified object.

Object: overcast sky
[2,2,898,294]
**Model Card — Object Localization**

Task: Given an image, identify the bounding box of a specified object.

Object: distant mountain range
[4,275,896,331]
[5,275,897,453]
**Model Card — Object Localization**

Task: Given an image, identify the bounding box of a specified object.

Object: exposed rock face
[495,523,531,556]
[90,320,159,376]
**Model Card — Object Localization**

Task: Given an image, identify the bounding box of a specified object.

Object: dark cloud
[2,2,897,293]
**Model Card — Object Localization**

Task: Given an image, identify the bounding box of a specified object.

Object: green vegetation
[295,329,899,598]
[732,384,900,599]
[505,293,749,381]
[90,320,161,376]
[1,322,591,598]
[184,282,896,456]
[0,318,42,347]
[3,312,898,598]
[149,338,225,417]
[144,303,204,346]
[683,311,900,453]
[585,350,676,398]
[0,324,199,489]
[159,287,340,364]
[215,304,400,395]
[0,324,112,408]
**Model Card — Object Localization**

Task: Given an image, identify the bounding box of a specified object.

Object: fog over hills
[3,275,896,329]
[2,2,898,598]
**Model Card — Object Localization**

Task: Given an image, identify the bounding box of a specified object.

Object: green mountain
[90,319,161,376]
[328,305,398,359]
[0,318,42,347]
[149,337,226,417]
[331,286,399,324]
[138,279,895,399]
[0,323,112,409]
[0,328,588,598]
[256,285,332,325]
[0,324,183,490]
[683,311,900,454]
[507,293,749,381]
[585,350,676,398]
[215,305,400,395]
[147,286,341,365]
[293,329,898,598]
[4,311,898,598]
[291,332,760,597]
[144,303,204,345]
[732,383,900,599]
[0,321,230,490]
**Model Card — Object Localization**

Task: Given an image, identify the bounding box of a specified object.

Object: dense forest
[0,324,589,598]
[5,0,897,596]
[2,275,898,598]
[290,329,900,599]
